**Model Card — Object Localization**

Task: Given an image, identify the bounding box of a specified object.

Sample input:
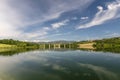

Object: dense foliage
[93,37,120,53]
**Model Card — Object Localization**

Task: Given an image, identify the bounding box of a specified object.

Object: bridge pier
[69,44,71,49]
[54,44,61,49]
[49,44,51,49]
[64,44,66,49]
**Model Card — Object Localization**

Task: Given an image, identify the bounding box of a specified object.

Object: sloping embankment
[78,43,95,49]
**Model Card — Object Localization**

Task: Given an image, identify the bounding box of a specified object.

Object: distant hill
[38,40,75,44]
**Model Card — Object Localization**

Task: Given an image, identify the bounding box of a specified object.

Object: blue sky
[0,0,120,41]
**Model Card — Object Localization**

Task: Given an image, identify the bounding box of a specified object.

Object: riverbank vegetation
[0,37,120,53]
[73,37,120,53]
[93,37,120,53]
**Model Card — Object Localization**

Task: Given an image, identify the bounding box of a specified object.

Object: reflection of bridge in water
[40,44,73,49]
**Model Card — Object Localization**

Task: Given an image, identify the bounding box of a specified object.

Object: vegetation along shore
[0,37,120,53]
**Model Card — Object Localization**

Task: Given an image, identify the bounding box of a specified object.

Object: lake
[0,49,120,80]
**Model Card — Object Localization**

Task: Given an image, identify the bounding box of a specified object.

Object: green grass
[0,44,17,48]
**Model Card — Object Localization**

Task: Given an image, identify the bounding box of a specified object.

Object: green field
[0,44,16,48]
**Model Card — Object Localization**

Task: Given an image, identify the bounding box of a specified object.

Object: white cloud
[72,17,78,20]
[51,19,69,29]
[77,1,120,29]
[0,0,94,40]
[0,0,23,39]
[81,16,89,20]
[105,32,120,37]
[110,33,119,37]
[22,27,51,40]
[97,6,103,11]
[19,0,95,27]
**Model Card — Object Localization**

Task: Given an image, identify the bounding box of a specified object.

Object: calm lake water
[0,50,120,80]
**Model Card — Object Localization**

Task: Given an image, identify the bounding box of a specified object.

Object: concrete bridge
[40,44,73,49]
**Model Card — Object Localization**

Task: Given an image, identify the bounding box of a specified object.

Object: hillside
[93,37,120,53]
[0,39,39,49]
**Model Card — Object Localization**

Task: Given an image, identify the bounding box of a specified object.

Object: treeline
[0,39,39,48]
[93,37,120,53]
[0,39,78,49]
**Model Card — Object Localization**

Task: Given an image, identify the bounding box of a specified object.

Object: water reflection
[78,63,118,80]
[0,48,39,56]
[0,47,120,56]
[0,48,77,56]
[0,50,120,80]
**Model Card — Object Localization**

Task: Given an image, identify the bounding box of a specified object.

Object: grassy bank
[0,39,39,49]
[0,44,17,48]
